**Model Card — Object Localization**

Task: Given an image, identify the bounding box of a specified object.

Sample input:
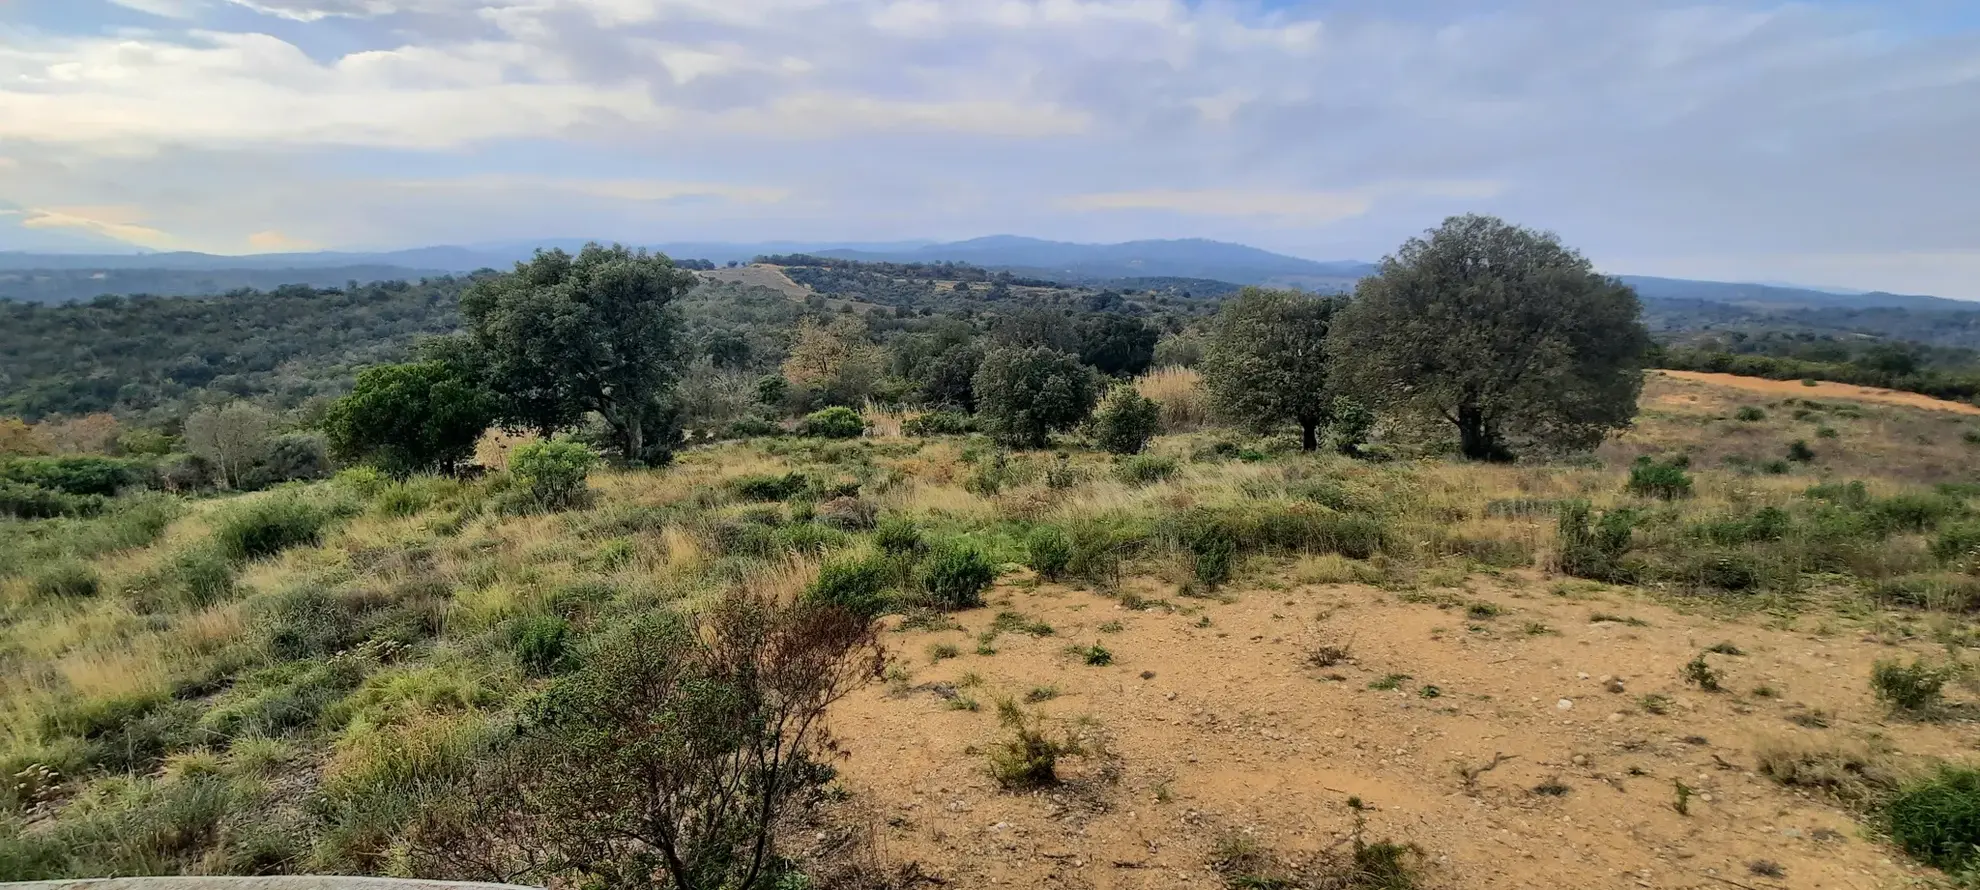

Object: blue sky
[2,0,1977,296]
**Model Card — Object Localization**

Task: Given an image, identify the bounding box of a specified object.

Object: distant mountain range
[2,236,1973,312]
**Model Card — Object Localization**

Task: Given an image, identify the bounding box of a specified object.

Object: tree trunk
[623,414,645,466]
[1299,420,1319,452]
[1454,403,1510,462]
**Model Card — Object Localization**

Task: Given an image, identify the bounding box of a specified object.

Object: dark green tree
[460,244,698,464]
[1200,288,1340,451]
[918,343,984,411]
[1092,383,1161,454]
[1333,215,1651,461]
[322,361,495,475]
[972,347,1098,448]
[1076,313,1158,377]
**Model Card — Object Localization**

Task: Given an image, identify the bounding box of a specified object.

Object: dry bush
[1136,366,1211,433]
[1753,735,1906,805]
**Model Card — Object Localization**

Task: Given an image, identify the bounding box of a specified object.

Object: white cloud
[2,1,1977,296]
[19,207,178,249]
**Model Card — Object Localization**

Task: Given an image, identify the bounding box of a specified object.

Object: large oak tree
[1333,215,1650,461]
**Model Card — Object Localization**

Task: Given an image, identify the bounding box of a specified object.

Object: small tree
[1076,313,1158,377]
[1092,384,1161,455]
[973,347,1099,449]
[1333,215,1651,460]
[184,401,276,489]
[782,317,884,407]
[411,592,883,890]
[462,244,698,464]
[1200,288,1340,451]
[508,439,600,512]
[323,362,494,476]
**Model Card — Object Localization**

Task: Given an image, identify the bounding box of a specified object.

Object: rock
[1606,679,1627,694]
[1608,712,1625,723]
[1577,672,1590,680]
[1557,699,1575,711]
[1572,754,1589,767]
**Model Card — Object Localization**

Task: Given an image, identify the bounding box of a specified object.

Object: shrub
[796,406,865,439]
[31,559,100,599]
[987,700,1071,789]
[1786,440,1817,463]
[1092,384,1161,455]
[1694,506,1791,546]
[972,346,1099,448]
[902,411,973,437]
[1113,454,1179,486]
[0,480,101,519]
[323,360,495,476]
[1626,455,1692,499]
[168,544,237,608]
[1886,767,1980,872]
[1681,654,1723,691]
[0,455,146,496]
[511,614,575,676]
[1875,493,1968,533]
[508,439,600,512]
[213,494,347,563]
[1933,521,1980,564]
[726,415,784,438]
[875,515,926,556]
[1556,501,1634,582]
[1735,406,1766,422]
[728,472,811,501]
[806,553,892,618]
[921,543,996,611]
[259,584,369,660]
[1026,525,1073,581]
[1871,658,1951,713]
[240,432,332,490]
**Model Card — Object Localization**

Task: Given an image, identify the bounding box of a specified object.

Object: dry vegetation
[4,372,1980,888]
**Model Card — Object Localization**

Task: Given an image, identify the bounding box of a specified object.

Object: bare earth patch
[1658,370,1980,417]
[827,569,1972,889]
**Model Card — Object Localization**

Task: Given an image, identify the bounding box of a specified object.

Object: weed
[1747,860,1784,878]
[1673,780,1694,815]
[1025,524,1074,581]
[1098,620,1124,634]
[1886,766,1980,872]
[1556,501,1635,582]
[510,614,574,676]
[986,700,1073,789]
[921,542,997,611]
[1627,455,1693,500]
[1590,612,1648,627]
[214,494,350,563]
[1682,654,1723,692]
[1307,641,1352,668]
[1521,621,1557,636]
[1753,736,1899,804]
[1069,643,1114,666]
[1023,686,1060,703]
[1871,658,1952,713]
[1465,602,1503,620]
[1417,685,1442,699]
[1705,641,1745,656]
[1787,440,1817,463]
[1368,674,1411,691]
[1637,694,1673,715]
[928,643,961,662]
[30,558,100,599]
[1114,454,1180,486]
[991,610,1054,637]
[1735,406,1766,422]
[1531,777,1570,797]
[807,553,892,619]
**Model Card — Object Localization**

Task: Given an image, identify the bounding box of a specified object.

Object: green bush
[213,494,348,563]
[1557,501,1635,582]
[1933,521,1980,564]
[1786,440,1817,463]
[1875,493,1968,533]
[806,553,891,618]
[1626,455,1693,499]
[973,346,1099,448]
[168,544,237,608]
[511,614,575,676]
[1092,385,1161,455]
[726,415,784,438]
[921,543,996,611]
[508,439,600,512]
[1693,506,1790,546]
[986,701,1069,789]
[259,584,368,660]
[728,471,811,501]
[0,455,147,496]
[0,480,102,519]
[1113,454,1179,486]
[1871,658,1952,713]
[874,515,926,556]
[1886,767,1980,872]
[902,411,973,437]
[1026,525,1073,581]
[29,559,100,599]
[1735,406,1766,422]
[796,406,865,439]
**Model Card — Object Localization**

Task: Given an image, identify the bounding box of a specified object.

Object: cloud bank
[5,0,1978,295]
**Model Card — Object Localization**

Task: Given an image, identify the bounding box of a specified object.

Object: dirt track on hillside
[1658,370,1980,416]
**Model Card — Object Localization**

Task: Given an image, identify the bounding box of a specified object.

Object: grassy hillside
[4,373,1980,886]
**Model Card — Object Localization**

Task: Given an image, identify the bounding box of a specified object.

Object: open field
[3,370,1980,888]
[1659,371,1980,417]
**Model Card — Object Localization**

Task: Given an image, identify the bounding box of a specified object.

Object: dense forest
[0,266,451,305]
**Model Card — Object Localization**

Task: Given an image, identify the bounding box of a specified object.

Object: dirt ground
[825,563,1973,890]
[1658,371,1980,417]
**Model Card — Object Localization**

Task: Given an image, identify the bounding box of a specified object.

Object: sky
[1,0,1978,297]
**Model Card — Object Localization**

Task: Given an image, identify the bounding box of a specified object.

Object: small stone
[1608,712,1625,723]
[1557,699,1575,711]
[1572,754,1589,767]
[1577,672,1590,680]
[1165,691,1178,700]
[1606,679,1627,694]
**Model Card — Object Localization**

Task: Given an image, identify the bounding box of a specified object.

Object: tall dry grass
[1135,366,1212,432]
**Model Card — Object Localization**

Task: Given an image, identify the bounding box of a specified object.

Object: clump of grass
[992,610,1054,637]
[1023,686,1060,703]
[986,700,1074,789]
[1637,693,1673,715]
[1705,641,1744,656]
[213,494,350,563]
[1025,524,1073,582]
[1871,658,1953,714]
[1735,406,1766,422]
[1368,673,1411,691]
[1097,620,1124,634]
[1465,602,1503,620]
[1069,643,1114,666]
[509,613,573,676]
[1626,455,1693,500]
[928,642,961,662]
[1753,735,1900,804]
[1521,621,1557,636]
[1113,454,1180,487]
[1682,653,1723,692]
[1589,612,1647,627]
[1886,766,1980,873]
[30,558,101,599]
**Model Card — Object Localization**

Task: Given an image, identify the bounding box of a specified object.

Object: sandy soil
[1658,371,1980,417]
[826,569,1973,890]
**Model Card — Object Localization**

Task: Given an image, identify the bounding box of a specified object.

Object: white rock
[1557,699,1575,711]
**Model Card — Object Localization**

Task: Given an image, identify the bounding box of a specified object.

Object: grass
[10,388,1980,883]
